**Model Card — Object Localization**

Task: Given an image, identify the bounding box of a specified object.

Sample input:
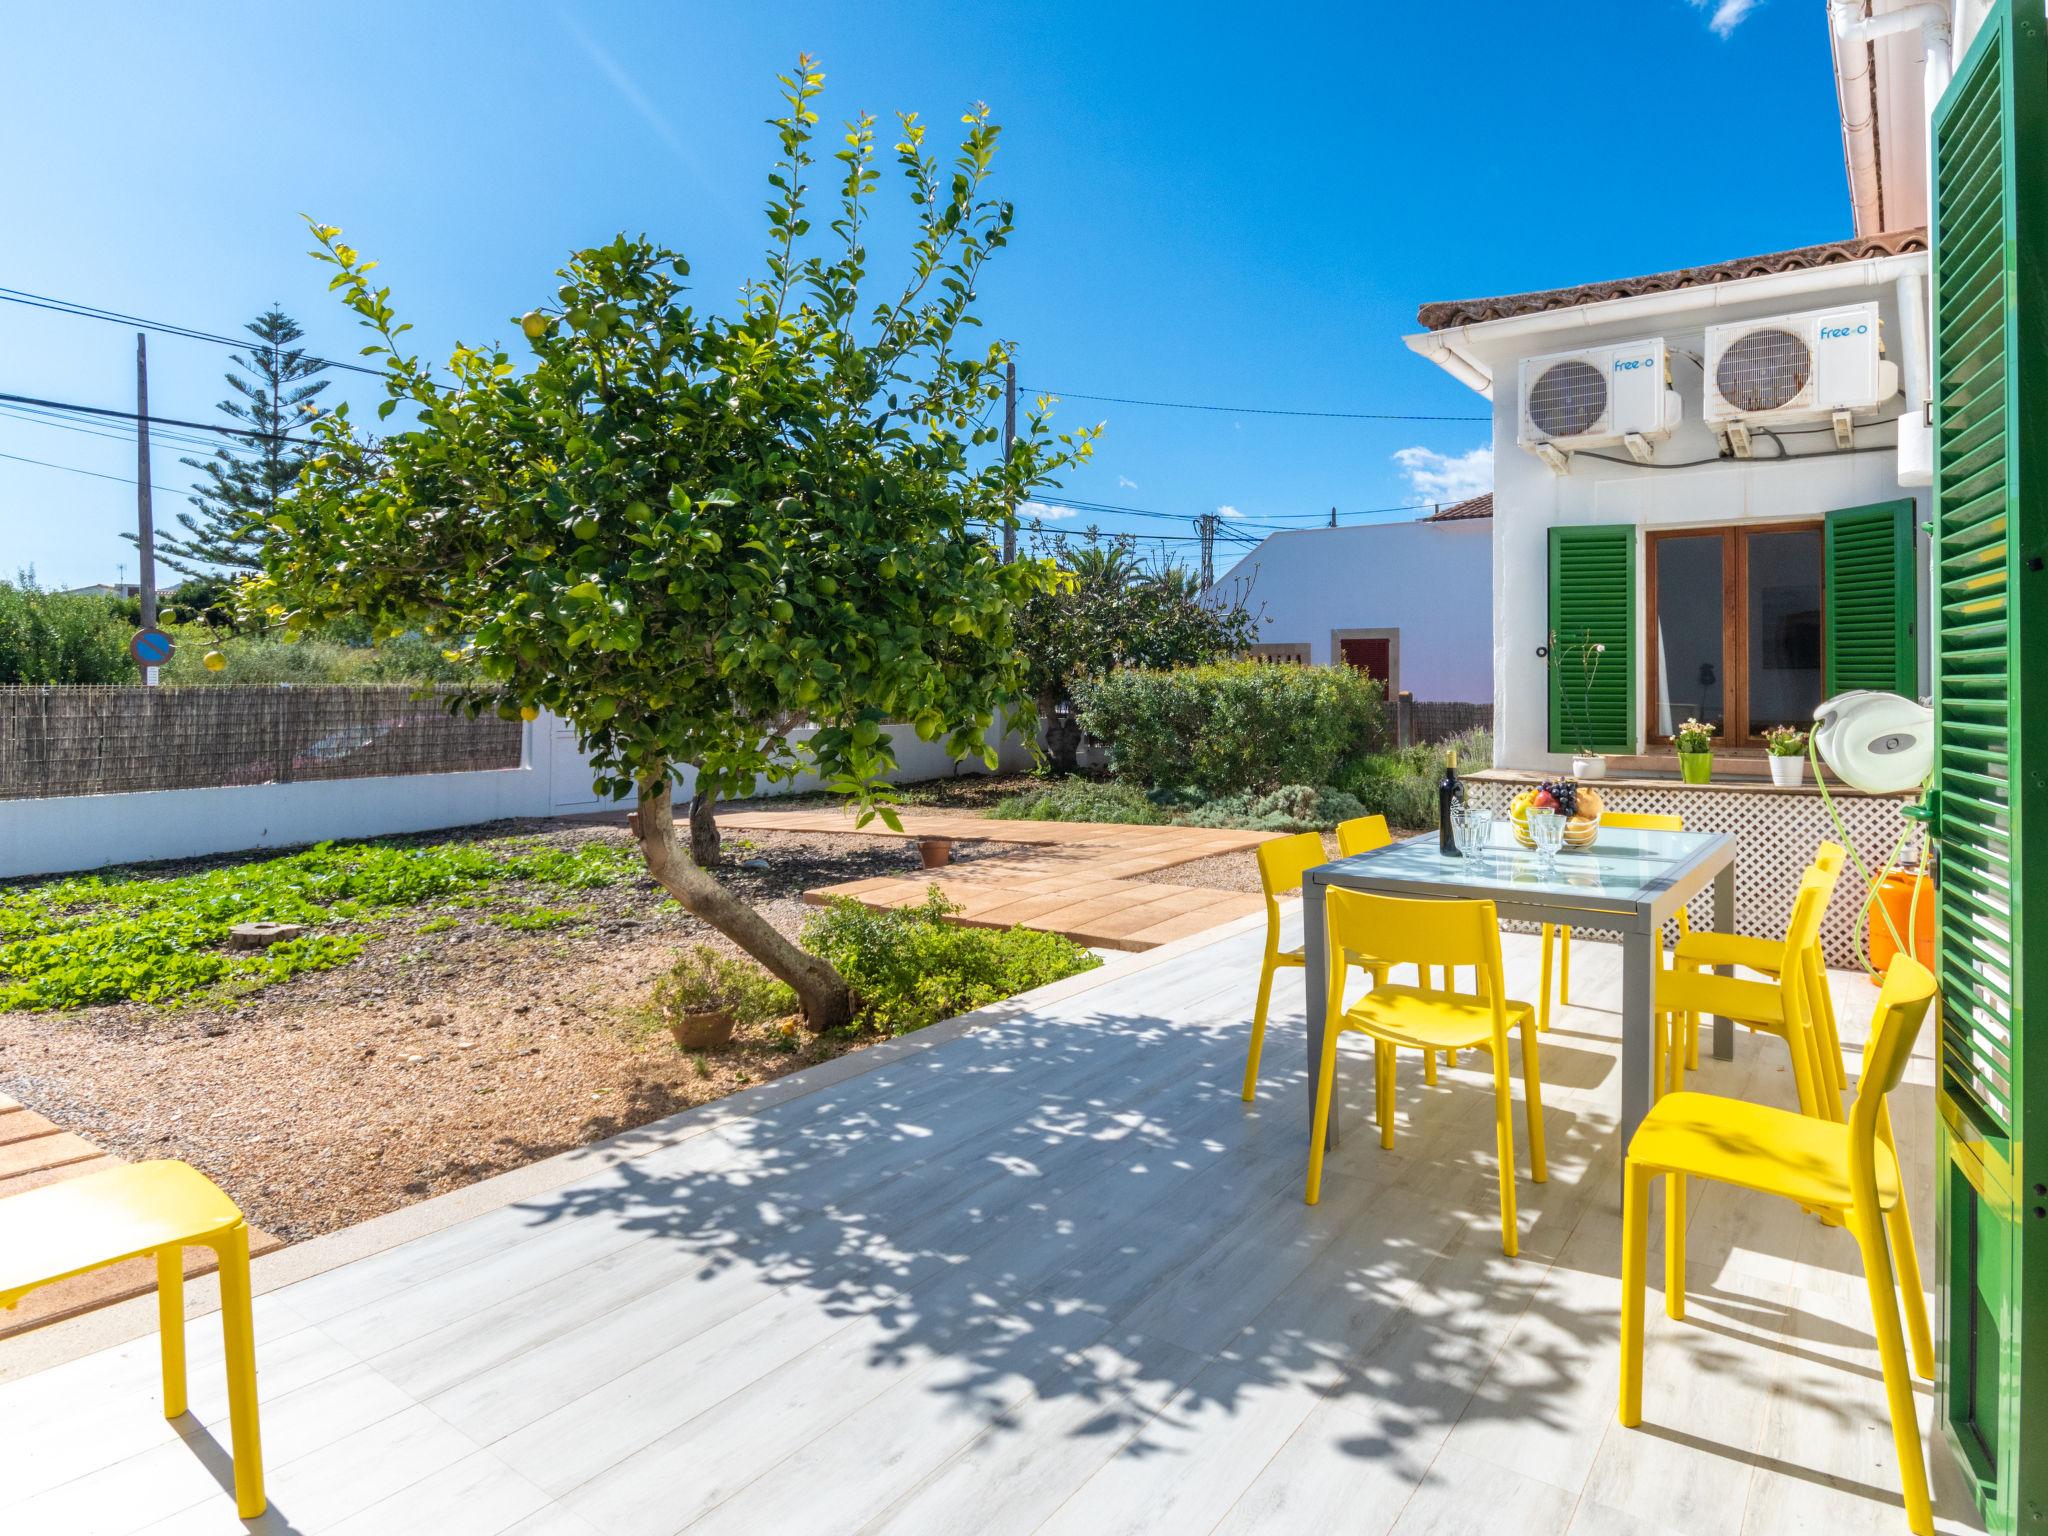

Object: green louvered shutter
[1929,5,2047,1528]
[1547,525,1635,754]
[1824,499,1917,696]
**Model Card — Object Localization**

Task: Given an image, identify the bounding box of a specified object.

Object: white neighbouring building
[1211,497,1494,705]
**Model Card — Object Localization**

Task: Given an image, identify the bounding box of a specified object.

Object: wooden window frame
[1644,521,1824,749]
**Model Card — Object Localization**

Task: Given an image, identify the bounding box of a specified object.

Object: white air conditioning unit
[1516,339,1682,472]
[1704,302,1900,452]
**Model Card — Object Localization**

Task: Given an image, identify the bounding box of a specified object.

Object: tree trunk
[1041,695,1080,776]
[634,779,854,1032]
[687,785,721,866]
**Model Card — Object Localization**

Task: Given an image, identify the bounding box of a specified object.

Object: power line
[0,401,253,458]
[0,287,389,378]
[1024,384,1488,423]
[0,447,196,498]
[0,390,320,447]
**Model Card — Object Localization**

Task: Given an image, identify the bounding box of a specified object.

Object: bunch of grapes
[1536,778,1581,817]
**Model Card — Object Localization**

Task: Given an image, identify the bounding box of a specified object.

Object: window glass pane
[1653,534,1724,736]
[1747,527,1823,733]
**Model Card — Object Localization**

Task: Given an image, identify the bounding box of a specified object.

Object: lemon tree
[259,59,1092,1030]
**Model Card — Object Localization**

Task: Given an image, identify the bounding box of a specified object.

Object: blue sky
[2,0,1849,589]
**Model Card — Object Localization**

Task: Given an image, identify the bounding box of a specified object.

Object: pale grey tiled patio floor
[0,919,1987,1535]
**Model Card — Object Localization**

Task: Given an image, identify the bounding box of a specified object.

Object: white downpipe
[1403,330,1494,398]
[1895,269,1933,485]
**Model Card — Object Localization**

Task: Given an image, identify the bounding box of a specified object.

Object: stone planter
[1678,751,1714,785]
[918,837,954,869]
[1571,753,1607,780]
[667,1009,736,1051]
[1768,754,1806,787]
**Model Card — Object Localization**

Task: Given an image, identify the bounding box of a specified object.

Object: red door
[1339,636,1390,685]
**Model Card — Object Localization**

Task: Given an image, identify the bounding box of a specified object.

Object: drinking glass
[1466,806,1495,870]
[1530,809,1565,874]
[1448,803,1472,860]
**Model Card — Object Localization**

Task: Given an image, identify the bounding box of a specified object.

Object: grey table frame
[1301,830,1738,1158]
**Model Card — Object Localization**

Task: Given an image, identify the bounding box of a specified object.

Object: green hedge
[1074,661,1385,798]
[0,582,133,684]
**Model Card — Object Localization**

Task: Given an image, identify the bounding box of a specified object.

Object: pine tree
[149,308,331,576]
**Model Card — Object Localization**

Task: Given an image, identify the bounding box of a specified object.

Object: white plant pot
[1768,755,1806,787]
[1571,754,1607,780]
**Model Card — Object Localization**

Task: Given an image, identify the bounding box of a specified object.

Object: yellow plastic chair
[1305,888,1546,1256]
[1543,811,1688,1032]
[1653,854,1847,1112]
[1334,813,1391,858]
[1667,840,1849,1079]
[1620,956,1937,1535]
[0,1160,266,1518]
[1242,832,1391,1101]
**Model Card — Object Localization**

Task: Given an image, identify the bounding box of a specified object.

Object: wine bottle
[1438,747,1463,856]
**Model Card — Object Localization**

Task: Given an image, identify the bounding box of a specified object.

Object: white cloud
[1392,445,1493,505]
[1688,0,1758,37]
[1021,501,1080,521]
[1215,504,1245,519]
[1116,475,1138,490]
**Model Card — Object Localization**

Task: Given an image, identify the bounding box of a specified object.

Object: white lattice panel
[1467,776,1915,969]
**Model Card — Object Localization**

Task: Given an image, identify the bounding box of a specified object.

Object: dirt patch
[0,823,945,1242]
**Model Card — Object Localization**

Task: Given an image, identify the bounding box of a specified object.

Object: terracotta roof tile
[1415,228,1927,331]
[1423,492,1492,522]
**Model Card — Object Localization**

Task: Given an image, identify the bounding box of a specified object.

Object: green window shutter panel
[1547,525,1635,755]
[1824,499,1917,697]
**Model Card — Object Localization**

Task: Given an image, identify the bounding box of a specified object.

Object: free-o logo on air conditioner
[1819,324,1870,340]
[1612,357,1653,372]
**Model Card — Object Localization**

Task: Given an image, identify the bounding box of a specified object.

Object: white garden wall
[0,714,1035,879]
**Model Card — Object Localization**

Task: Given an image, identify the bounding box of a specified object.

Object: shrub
[801,887,1100,1035]
[652,945,797,1029]
[1179,783,1367,832]
[0,577,133,684]
[988,777,1165,825]
[158,628,470,686]
[1075,661,1385,798]
[1341,727,1493,831]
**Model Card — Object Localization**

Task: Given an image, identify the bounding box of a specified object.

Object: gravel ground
[0,823,936,1242]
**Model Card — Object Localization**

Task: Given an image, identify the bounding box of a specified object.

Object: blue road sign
[129,628,175,666]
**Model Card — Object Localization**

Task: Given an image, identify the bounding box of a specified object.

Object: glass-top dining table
[1301,823,1738,1157]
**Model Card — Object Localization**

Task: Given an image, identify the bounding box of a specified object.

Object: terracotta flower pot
[918,837,954,869]
[667,1009,736,1051]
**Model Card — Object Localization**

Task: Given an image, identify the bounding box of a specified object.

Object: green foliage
[0,574,133,684]
[263,60,1091,827]
[414,916,458,934]
[1077,660,1386,799]
[652,944,798,1029]
[142,309,332,578]
[487,905,588,931]
[0,837,639,1010]
[801,887,1099,1035]
[1012,531,1257,767]
[1179,783,1367,832]
[156,627,468,685]
[987,776,1165,825]
[1341,727,1493,831]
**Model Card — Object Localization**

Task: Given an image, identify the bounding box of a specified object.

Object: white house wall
[1472,264,1932,770]
[1214,520,1493,701]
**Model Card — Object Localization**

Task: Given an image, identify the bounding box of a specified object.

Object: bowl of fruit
[1509,779,1604,849]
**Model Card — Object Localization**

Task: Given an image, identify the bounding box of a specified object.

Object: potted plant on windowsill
[1548,629,1609,780]
[1763,724,1808,786]
[1673,718,1715,784]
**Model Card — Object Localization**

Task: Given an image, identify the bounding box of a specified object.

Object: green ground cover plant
[0,838,640,1010]
[801,888,1100,1036]
[986,778,1165,826]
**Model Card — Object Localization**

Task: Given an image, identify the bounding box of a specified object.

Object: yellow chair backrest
[1603,811,1684,832]
[1325,887,1506,999]
[1854,955,1937,1103]
[1814,839,1847,876]
[1782,864,1838,957]
[1256,830,1328,903]
[1336,814,1392,858]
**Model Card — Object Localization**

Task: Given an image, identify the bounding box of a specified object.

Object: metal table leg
[1303,874,1335,1150]
[1711,856,1737,1061]
[1619,925,1656,1160]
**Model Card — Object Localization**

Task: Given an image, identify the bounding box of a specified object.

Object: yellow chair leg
[1491,1056,1519,1257]
[1538,924,1556,1032]
[1303,1028,1342,1206]
[1425,1050,1438,1086]
[1619,1160,1650,1425]
[1519,1020,1547,1182]
[1243,954,1276,1103]
[1446,1047,1458,1068]
[1851,1206,1934,1536]
[1559,926,1572,1005]
[212,1225,266,1519]
[1886,1193,1935,1380]
[1685,1009,1700,1072]
[156,1246,187,1420]
[1665,1173,1687,1320]
[1375,1037,1396,1151]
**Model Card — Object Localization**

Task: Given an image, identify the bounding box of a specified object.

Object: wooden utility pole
[1001,360,1018,563]
[135,332,159,684]
[1197,512,1216,589]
